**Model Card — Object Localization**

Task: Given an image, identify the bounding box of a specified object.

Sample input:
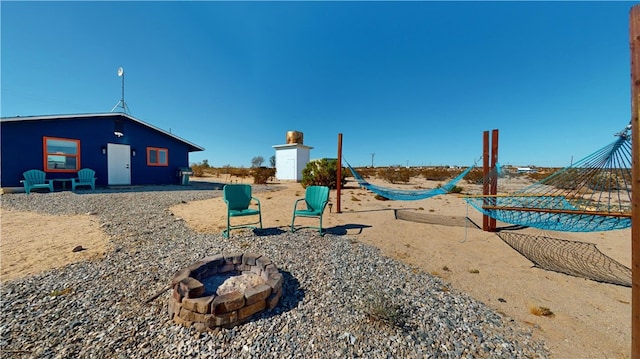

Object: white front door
[107,143,131,185]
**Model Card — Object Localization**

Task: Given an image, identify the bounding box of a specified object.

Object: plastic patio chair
[222,184,263,238]
[71,168,97,191]
[20,169,54,194]
[291,185,330,235]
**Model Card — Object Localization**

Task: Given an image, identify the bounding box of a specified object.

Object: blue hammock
[346,162,476,201]
[464,125,632,232]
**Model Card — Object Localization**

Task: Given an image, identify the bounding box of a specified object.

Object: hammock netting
[464,125,632,232]
[346,162,476,201]
[394,210,632,287]
[497,231,631,287]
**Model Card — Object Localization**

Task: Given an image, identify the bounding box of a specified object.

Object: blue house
[0,113,204,191]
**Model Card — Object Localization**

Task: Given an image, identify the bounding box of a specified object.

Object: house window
[43,136,80,172]
[147,147,168,166]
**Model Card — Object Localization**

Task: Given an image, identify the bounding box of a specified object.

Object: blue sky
[1,1,634,168]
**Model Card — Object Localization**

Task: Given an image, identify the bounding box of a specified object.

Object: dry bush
[230,167,250,177]
[527,168,560,181]
[362,293,407,329]
[464,168,485,184]
[191,164,205,177]
[252,167,275,184]
[351,167,376,178]
[420,167,455,181]
[378,166,413,184]
[528,304,554,317]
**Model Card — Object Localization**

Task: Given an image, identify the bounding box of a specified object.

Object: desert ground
[0,174,632,358]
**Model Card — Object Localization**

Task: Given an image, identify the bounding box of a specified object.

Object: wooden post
[630,4,640,358]
[336,133,342,214]
[490,129,499,232]
[482,131,490,231]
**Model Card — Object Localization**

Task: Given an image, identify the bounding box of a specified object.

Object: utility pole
[370,153,375,168]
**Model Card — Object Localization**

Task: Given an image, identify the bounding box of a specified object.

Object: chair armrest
[251,197,261,210]
[292,198,305,210]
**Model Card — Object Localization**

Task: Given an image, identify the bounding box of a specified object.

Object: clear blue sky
[1,1,634,168]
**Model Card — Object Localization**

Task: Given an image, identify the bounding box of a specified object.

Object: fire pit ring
[167,252,282,330]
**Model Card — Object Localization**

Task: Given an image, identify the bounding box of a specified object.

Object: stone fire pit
[168,252,282,330]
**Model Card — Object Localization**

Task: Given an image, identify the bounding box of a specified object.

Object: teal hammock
[346,161,476,201]
[464,125,632,232]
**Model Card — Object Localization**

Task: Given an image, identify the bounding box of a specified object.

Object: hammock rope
[345,160,476,201]
[464,124,633,232]
[497,231,631,287]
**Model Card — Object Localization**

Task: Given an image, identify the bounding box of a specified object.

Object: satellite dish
[117,67,124,77]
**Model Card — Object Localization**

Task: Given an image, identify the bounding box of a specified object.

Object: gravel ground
[0,185,548,358]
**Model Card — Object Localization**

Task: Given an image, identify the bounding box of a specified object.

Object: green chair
[20,169,54,194]
[71,168,97,191]
[222,184,263,238]
[291,185,330,235]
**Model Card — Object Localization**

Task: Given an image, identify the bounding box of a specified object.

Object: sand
[0,175,632,358]
[0,210,110,282]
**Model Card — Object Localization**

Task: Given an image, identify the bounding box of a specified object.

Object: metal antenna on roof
[110,67,130,114]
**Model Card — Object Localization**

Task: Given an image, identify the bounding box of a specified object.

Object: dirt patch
[0,208,110,282]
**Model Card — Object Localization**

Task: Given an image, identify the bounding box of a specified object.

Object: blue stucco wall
[1,115,192,187]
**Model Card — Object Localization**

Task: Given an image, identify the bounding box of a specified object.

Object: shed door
[107,143,131,185]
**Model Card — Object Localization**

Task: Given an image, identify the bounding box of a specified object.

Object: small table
[52,178,73,190]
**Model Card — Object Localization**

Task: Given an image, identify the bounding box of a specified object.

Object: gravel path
[1,185,548,358]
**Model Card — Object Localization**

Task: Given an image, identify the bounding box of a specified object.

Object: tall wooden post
[630,5,640,358]
[482,130,499,232]
[336,133,343,214]
[482,131,490,231]
[490,129,499,231]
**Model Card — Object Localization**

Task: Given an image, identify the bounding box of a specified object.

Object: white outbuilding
[272,131,313,182]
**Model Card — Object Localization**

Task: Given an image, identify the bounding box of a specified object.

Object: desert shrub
[190,160,211,177]
[586,170,630,191]
[229,167,250,178]
[527,170,557,182]
[420,167,454,181]
[301,158,346,189]
[351,167,377,178]
[191,164,205,177]
[378,166,412,184]
[464,168,485,184]
[436,183,463,194]
[362,293,407,329]
[252,167,275,184]
[547,168,581,190]
[217,165,244,177]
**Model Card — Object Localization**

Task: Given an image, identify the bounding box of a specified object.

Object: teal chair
[291,185,330,235]
[71,168,97,191]
[222,184,263,238]
[20,169,54,194]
